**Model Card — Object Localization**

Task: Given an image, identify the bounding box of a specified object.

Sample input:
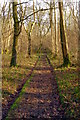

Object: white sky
[0,0,79,7]
[0,0,79,16]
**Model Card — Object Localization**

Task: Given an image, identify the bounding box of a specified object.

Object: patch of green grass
[11,79,31,110]
[55,71,79,118]
[5,74,34,120]
[48,54,79,118]
[2,53,39,115]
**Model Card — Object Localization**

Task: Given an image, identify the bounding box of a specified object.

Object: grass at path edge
[5,74,34,120]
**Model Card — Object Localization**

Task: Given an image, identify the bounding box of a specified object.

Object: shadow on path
[7,54,63,119]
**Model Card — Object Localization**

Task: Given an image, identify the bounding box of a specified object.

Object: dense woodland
[1,0,80,119]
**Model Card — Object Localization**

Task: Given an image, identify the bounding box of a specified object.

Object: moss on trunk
[59,2,71,67]
[10,2,19,67]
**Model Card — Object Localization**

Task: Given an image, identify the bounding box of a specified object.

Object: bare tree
[25,0,36,57]
[59,2,70,67]
[54,2,57,56]
[10,2,22,67]
[50,1,54,54]
[2,3,6,53]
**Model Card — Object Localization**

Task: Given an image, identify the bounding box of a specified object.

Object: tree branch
[43,0,50,6]
[19,7,59,23]
[14,2,28,6]
[43,25,50,37]
[69,6,78,24]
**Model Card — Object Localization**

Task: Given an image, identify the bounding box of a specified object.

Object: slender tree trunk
[33,0,35,21]
[54,2,57,56]
[78,1,80,67]
[28,32,31,57]
[27,22,35,57]
[76,0,78,17]
[59,2,70,66]
[57,22,60,53]
[27,0,35,57]
[7,3,11,52]
[2,3,6,53]
[10,2,19,67]
[36,7,42,46]
[50,2,54,54]
[8,22,11,47]
[69,11,71,28]
[65,10,66,29]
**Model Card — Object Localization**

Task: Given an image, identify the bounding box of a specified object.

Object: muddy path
[5,54,64,119]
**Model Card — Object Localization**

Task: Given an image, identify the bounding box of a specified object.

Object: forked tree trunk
[10,2,19,67]
[59,2,70,66]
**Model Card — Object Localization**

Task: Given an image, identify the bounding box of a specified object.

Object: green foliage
[48,53,79,118]
[2,53,38,112]
[5,78,32,120]
[10,78,31,110]
[55,71,79,118]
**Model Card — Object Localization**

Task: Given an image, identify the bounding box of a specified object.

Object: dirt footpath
[7,54,63,119]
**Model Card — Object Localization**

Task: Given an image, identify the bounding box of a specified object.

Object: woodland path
[6,54,63,119]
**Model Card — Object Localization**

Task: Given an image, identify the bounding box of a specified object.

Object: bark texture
[50,2,54,54]
[10,2,22,67]
[59,2,70,66]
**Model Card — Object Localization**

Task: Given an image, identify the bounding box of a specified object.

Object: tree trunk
[57,21,60,54]
[28,32,31,57]
[54,2,57,56]
[10,2,19,67]
[27,0,35,57]
[50,2,54,55]
[33,0,35,21]
[59,2,70,67]
[65,10,66,29]
[2,3,6,54]
[36,7,42,46]
[7,4,11,52]
[78,1,80,67]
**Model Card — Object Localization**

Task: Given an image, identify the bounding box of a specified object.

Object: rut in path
[7,54,63,119]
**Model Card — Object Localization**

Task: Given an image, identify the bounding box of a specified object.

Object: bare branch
[69,6,78,24]
[43,25,50,37]
[43,0,50,6]
[20,7,59,22]
[14,2,28,6]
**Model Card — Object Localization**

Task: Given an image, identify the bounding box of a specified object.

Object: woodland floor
[5,54,63,119]
[2,52,80,119]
